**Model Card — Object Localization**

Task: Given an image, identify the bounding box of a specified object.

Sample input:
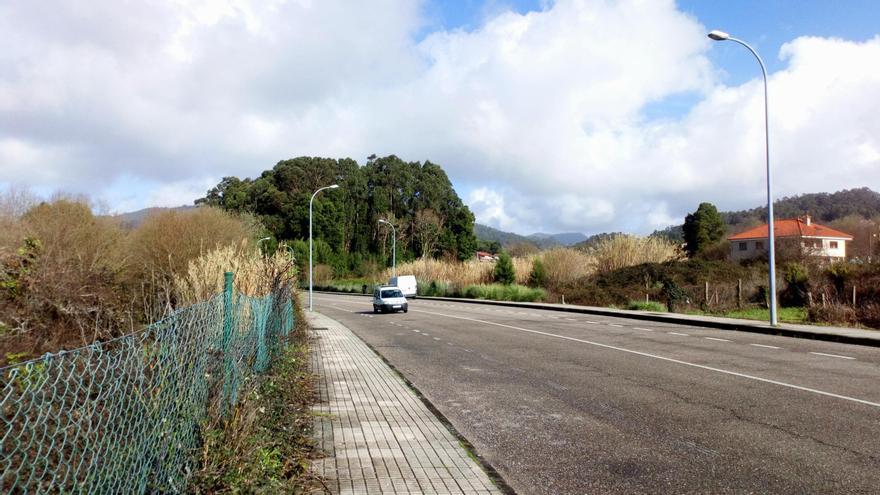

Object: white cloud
[0,0,878,235]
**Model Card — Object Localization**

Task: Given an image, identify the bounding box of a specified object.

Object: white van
[373,286,408,313]
[388,275,417,298]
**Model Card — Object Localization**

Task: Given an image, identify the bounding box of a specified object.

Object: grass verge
[190,306,320,493]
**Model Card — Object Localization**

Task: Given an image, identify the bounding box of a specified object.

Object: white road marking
[750,344,781,350]
[633,327,654,332]
[609,324,624,328]
[433,337,441,341]
[705,337,731,342]
[412,329,420,333]
[565,318,577,321]
[810,352,856,360]
[447,342,454,346]
[668,332,689,336]
[410,308,880,409]
[585,321,599,324]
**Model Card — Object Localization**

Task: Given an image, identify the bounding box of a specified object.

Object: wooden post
[853,285,857,307]
[737,279,742,309]
[646,293,649,302]
[807,291,813,307]
[821,292,826,308]
[705,281,710,306]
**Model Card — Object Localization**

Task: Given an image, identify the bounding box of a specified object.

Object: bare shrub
[590,235,682,274]
[312,264,334,285]
[1,199,132,358]
[126,207,261,319]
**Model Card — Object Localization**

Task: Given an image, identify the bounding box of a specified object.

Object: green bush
[528,258,547,287]
[461,284,545,302]
[493,252,516,285]
[626,300,666,312]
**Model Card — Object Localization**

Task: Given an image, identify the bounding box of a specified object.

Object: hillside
[475,224,588,249]
[474,223,536,248]
[111,205,195,228]
[653,187,880,243]
[723,187,880,225]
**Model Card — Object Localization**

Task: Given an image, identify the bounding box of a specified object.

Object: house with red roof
[728,215,853,261]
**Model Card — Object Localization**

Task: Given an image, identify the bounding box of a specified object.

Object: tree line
[196,155,478,276]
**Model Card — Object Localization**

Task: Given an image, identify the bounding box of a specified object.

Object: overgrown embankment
[192,302,321,493]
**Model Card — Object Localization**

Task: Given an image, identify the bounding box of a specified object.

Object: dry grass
[381,258,494,288]
[537,248,596,287]
[383,248,595,290]
[174,242,297,305]
[588,235,683,274]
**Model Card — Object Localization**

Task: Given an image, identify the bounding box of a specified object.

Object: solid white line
[750,344,781,350]
[668,332,689,336]
[410,308,880,409]
[705,337,731,342]
[810,352,856,360]
[633,327,654,332]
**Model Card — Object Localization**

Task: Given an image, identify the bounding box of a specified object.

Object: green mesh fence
[1,273,295,493]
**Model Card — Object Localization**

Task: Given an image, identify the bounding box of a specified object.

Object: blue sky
[2,0,879,235]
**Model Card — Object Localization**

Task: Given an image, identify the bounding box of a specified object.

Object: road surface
[313,293,880,494]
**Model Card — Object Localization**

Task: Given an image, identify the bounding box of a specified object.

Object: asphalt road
[313,293,880,494]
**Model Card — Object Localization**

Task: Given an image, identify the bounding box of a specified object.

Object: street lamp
[708,29,779,326]
[309,184,339,311]
[378,219,396,278]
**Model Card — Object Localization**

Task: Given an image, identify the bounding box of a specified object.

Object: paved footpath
[308,312,503,495]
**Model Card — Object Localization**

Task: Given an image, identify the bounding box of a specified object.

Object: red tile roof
[728,218,853,241]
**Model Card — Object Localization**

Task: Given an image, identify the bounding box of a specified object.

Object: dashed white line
[609,324,624,328]
[810,352,856,360]
[633,327,654,332]
[433,337,441,341]
[705,337,731,342]
[668,332,689,336]
[411,308,880,409]
[750,344,781,350]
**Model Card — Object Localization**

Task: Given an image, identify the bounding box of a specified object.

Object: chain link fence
[1,272,294,493]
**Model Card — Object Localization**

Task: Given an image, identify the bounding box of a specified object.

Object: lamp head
[708,30,730,41]
[329,184,339,189]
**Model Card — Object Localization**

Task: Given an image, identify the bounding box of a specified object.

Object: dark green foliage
[723,187,880,225]
[683,202,725,257]
[493,252,515,285]
[780,262,811,307]
[197,155,478,271]
[528,258,547,287]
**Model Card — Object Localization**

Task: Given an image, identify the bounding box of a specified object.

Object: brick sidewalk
[308,312,502,495]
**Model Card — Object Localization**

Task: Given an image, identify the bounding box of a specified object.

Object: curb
[313,290,880,348]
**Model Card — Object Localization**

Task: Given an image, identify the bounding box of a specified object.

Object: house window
[755,241,764,250]
[830,241,839,249]
[738,242,747,251]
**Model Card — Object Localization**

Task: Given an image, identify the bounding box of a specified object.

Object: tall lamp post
[309,184,339,311]
[378,219,396,278]
[708,29,778,326]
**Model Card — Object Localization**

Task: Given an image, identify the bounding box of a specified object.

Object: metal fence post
[222,271,235,416]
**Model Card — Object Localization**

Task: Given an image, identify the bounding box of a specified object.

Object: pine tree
[493,252,516,285]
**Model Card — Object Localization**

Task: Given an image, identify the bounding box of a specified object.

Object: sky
[1,0,878,236]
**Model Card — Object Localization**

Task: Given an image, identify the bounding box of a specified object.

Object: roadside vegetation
[191,301,320,493]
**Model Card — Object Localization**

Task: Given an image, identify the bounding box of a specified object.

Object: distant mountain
[111,205,195,228]
[474,223,536,248]
[474,224,587,249]
[527,232,588,246]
